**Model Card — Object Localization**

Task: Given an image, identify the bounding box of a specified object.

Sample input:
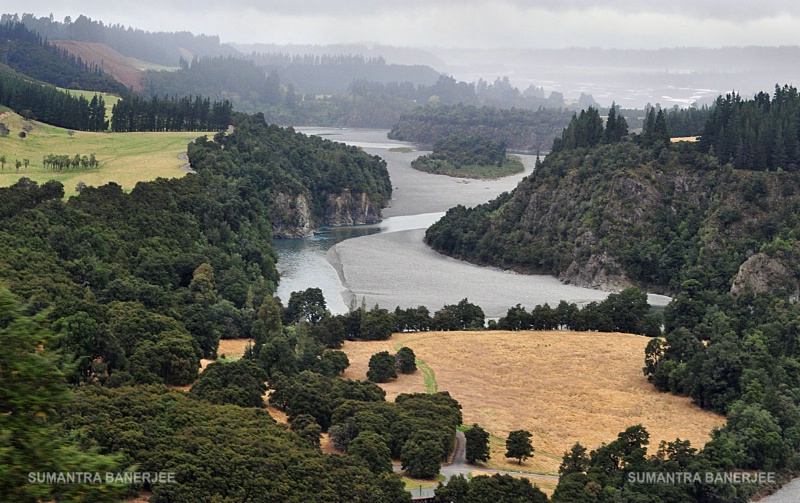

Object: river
[274,128,800,500]
[275,128,670,316]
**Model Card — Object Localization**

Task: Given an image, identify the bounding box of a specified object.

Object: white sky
[17,0,800,49]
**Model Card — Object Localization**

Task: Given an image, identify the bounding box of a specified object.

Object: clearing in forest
[341,330,725,476]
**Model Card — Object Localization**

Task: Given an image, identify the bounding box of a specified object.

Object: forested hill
[0,21,129,95]
[247,53,442,95]
[426,93,800,297]
[8,13,236,66]
[189,112,392,237]
[388,104,576,152]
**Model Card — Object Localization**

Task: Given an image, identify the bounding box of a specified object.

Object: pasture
[0,111,211,197]
[341,330,725,476]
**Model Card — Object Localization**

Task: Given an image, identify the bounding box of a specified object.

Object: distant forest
[5,12,607,130]
[0,21,128,95]
[5,13,237,66]
[389,104,576,152]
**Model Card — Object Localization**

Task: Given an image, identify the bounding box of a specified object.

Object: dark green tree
[367,351,398,383]
[505,430,534,464]
[465,423,491,464]
[284,287,328,325]
[313,349,350,377]
[401,430,443,479]
[348,431,393,474]
[433,473,469,502]
[361,305,395,340]
[289,413,322,450]
[395,346,417,374]
[190,358,267,408]
[464,474,549,503]
[558,442,589,476]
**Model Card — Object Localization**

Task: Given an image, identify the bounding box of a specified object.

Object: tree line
[249,52,389,67]
[700,84,800,171]
[389,103,577,152]
[110,94,233,132]
[0,70,108,131]
[41,153,99,171]
[550,103,629,152]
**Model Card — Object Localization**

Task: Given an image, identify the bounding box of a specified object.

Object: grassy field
[341,330,725,476]
[0,111,212,198]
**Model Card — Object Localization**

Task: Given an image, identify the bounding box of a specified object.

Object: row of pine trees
[0,69,231,133]
[110,94,233,132]
[0,72,108,131]
[700,84,800,171]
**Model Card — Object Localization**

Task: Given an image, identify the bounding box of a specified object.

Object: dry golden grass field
[342,330,725,476]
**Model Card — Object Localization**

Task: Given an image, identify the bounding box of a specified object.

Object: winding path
[400,429,559,500]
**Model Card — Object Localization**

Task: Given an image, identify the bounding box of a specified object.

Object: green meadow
[56,88,121,122]
[0,110,212,198]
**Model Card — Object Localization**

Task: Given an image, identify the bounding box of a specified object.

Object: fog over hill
[14,1,800,108]
[431,46,800,108]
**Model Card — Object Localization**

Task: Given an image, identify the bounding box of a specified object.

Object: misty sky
[20,0,800,49]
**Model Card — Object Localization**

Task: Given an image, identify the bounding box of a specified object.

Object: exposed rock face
[731,253,800,300]
[560,250,634,292]
[325,190,382,226]
[271,193,314,239]
[271,190,383,238]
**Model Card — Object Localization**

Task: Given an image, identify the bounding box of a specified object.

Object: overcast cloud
[19,0,800,49]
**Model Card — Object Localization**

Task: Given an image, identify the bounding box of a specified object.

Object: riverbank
[328,228,619,318]
[316,129,669,315]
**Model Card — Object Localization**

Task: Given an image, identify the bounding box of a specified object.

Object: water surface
[278,128,670,316]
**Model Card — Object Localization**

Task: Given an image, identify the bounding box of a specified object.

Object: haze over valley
[3,3,800,502]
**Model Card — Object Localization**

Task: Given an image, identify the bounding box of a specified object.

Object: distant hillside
[389,104,575,152]
[0,21,128,95]
[50,40,155,92]
[233,42,447,70]
[10,13,237,66]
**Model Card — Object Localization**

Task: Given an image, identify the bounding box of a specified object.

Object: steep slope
[50,40,156,92]
[188,112,392,237]
[0,21,128,94]
[425,139,800,295]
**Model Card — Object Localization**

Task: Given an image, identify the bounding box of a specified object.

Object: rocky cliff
[730,247,800,301]
[271,190,383,238]
[324,189,382,227]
